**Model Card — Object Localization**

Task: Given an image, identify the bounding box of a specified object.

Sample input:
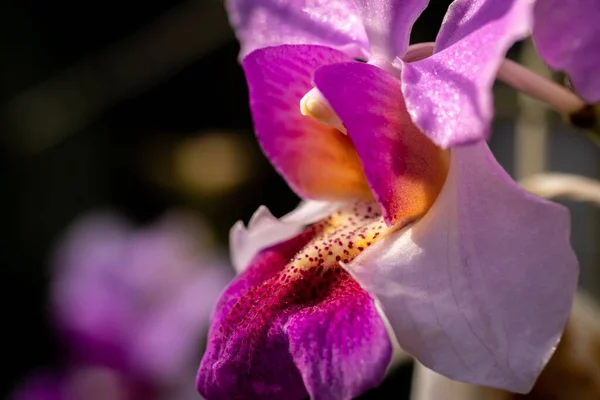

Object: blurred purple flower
[10,367,136,400]
[532,0,600,103]
[25,210,234,398]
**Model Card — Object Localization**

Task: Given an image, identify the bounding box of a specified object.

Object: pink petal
[314,62,448,227]
[347,141,579,392]
[243,45,373,201]
[532,0,600,103]
[226,0,369,59]
[412,291,600,399]
[401,0,532,148]
[352,0,429,61]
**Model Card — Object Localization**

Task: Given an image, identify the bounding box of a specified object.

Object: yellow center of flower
[279,201,389,280]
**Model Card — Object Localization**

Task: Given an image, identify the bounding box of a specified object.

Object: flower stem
[520,173,600,207]
[496,59,585,115]
[497,62,600,143]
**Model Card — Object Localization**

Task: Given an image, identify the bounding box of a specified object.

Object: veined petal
[230,200,344,272]
[532,0,600,103]
[314,62,448,227]
[243,45,373,201]
[401,0,532,148]
[198,204,392,400]
[347,141,578,393]
[226,0,369,59]
[411,292,600,400]
[353,0,429,61]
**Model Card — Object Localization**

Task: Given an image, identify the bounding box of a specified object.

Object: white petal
[229,200,343,272]
[346,141,578,392]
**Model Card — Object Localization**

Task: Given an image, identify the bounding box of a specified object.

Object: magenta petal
[197,231,391,400]
[226,0,369,59]
[314,62,448,227]
[532,0,600,102]
[243,45,373,201]
[401,0,532,148]
[352,0,428,60]
[347,142,579,393]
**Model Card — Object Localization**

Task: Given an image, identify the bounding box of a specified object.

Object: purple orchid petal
[198,227,391,400]
[226,0,369,59]
[230,200,344,272]
[401,0,532,148]
[352,0,429,61]
[314,62,448,227]
[347,141,578,393]
[51,213,135,371]
[412,292,600,400]
[129,263,233,385]
[243,45,374,201]
[51,212,231,385]
[532,0,600,103]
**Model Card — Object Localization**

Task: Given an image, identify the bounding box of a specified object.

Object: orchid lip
[199,201,394,400]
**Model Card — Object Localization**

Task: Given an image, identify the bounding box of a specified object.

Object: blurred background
[2,0,599,398]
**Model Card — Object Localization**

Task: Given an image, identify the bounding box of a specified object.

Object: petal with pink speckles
[198,204,392,400]
[314,62,448,227]
[243,45,373,201]
[400,0,532,148]
[347,141,578,393]
[532,0,600,103]
[226,0,369,60]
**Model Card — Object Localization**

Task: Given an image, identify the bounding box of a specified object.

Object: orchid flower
[50,211,233,391]
[197,0,579,399]
[11,211,232,400]
[532,0,600,104]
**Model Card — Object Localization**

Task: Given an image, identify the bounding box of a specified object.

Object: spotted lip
[197,201,393,400]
